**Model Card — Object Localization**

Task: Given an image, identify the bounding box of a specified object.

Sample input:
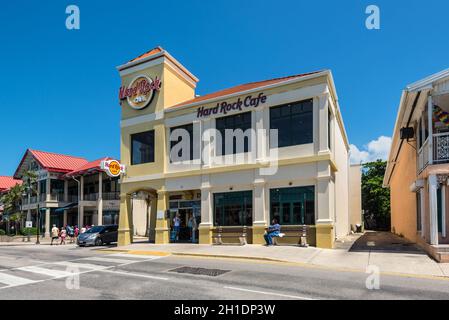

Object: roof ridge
[128,46,164,63]
[241,71,323,86]
[29,149,88,160]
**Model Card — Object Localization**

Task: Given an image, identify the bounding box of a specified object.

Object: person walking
[66,225,74,243]
[74,225,79,238]
[51,225,59,246]
[173,213,181,242]
[60,227,67,245]
[187,214,197,243]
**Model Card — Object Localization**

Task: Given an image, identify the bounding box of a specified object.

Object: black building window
[270,99,313,148]
[270,186,315,225]
[131,130,155,165]
[215,112,252,155]
[214,191,253,226]
[170,124,194,162]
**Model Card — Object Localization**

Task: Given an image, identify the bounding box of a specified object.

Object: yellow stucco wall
[389,141,417,242]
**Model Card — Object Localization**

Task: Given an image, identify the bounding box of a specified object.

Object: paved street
[0,244,449,300]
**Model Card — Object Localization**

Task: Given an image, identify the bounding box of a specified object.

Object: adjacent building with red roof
[14,149,121,236]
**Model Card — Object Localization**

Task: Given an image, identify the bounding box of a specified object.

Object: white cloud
[350,136,392,164]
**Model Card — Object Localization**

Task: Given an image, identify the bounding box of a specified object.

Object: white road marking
[224,286,315,300]
[54,261,109,271]
[109,253,163,260]
[80,256,140,264]
[0,272,36,286]
[100,269,169,281]
[18,266,73,278]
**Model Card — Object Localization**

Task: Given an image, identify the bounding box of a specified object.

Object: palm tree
[0,184,24,235]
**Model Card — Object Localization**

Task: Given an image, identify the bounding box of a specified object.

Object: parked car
[77,225,118,247]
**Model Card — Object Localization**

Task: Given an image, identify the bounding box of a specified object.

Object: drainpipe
[72,177,81,228]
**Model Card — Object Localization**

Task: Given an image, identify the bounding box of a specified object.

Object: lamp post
[36,203,40,245]
[23,176,40,245]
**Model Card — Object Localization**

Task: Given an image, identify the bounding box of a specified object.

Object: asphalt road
[0,244,448,300]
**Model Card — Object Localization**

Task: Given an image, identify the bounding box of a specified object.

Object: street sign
[25,221,32,228]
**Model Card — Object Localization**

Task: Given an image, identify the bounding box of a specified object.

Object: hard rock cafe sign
[119,75,162,110]
[101,160,126,178]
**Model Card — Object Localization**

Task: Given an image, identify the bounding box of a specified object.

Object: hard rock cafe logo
[119,75,162,110]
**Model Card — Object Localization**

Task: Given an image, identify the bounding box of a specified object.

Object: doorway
[169,200,201,243]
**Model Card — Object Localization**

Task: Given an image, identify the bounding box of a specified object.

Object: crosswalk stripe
[54,261,109,271]
[0,272,36,286]
[18,266,73,278]
[80,256,137,264]
[109,253,161,260]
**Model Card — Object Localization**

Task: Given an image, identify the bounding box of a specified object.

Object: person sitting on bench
[264,218,281,246]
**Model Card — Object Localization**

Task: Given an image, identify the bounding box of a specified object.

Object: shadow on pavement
[349,231,425,255]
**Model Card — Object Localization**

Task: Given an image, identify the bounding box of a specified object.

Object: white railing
[433,132,449,164]
[417,139,430,173]
[103,192,120,200]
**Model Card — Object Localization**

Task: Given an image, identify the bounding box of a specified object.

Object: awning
[54,203,78,214]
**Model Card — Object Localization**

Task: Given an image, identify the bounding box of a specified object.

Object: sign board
[100,160,126,178]
[157,210,165,220]
[25,221,32,228]
[119,75,162,110]
[196,92,267,119]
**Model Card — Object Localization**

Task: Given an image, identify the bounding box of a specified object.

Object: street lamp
[23,177,40,245]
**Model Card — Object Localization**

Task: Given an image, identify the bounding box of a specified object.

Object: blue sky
[0,0,448,175]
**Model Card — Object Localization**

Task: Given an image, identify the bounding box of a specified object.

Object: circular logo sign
[108,160,122,177]
[119,75,162,110]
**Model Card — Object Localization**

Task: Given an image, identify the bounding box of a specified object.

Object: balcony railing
[433,132,449,164]
[417,132,449,173]
[103,192,120,201]
[83,193,99,201]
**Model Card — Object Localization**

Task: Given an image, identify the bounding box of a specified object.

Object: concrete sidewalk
[99,232,449,279]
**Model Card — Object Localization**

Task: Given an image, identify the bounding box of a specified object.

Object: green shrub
[0,229,5,236]
[21,227,37,236]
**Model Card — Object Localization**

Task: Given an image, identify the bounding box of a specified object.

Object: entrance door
[169,200,201,243]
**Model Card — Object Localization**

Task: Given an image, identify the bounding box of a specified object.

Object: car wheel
[95,238,103,246]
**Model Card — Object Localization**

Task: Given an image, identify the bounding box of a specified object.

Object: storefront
[117,46,352,248]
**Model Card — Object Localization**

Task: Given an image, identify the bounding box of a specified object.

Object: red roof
[128,46,163,64]
[14,150,89,178]
[65,157,115,177]
[0,176,22,193]
[170,71,323,109]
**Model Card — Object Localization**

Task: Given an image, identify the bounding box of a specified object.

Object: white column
[63,210,68,226]
[46,177,51,202]
[318,94,330,155]
[64,180,68,202]
[98,172,103,226]
[253,180,267,226]
[428,95,434,165]
[201,119,212,168]
[420,188,425,237]
[429,175,439,245]
[200,185,213,227]
[442,184,447,238]
[45,208,50,237]
[80,176,84,201]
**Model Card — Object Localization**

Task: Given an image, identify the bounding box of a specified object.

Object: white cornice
[166,71,330,112]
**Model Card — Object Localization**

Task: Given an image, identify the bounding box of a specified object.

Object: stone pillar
[118,192,133,246]
[148,196,158,242]
[80,176,84,202]
[429,175,439,245]
[46,178,51,202]
[45,208,51,238]
[64,180,68,202]
[97,172,103,226]
[63,210,68,227]
[155,189,170,244]
[442,183,447,239]
[316,163,334,248]
[253,180,268,244]
[318,93,330,155]
[199,184,213,244]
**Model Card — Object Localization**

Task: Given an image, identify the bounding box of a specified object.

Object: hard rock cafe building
[117,46,351,248]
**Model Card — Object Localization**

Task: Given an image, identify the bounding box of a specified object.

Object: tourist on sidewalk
[51,225,59,246]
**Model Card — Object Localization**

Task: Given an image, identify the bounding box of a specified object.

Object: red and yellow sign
[119,75,162,110]
[101,160,125,178]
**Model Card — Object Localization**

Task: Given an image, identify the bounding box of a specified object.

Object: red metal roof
[65,157,115,177]
[170,71,323,109]
[0,176,22,193]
